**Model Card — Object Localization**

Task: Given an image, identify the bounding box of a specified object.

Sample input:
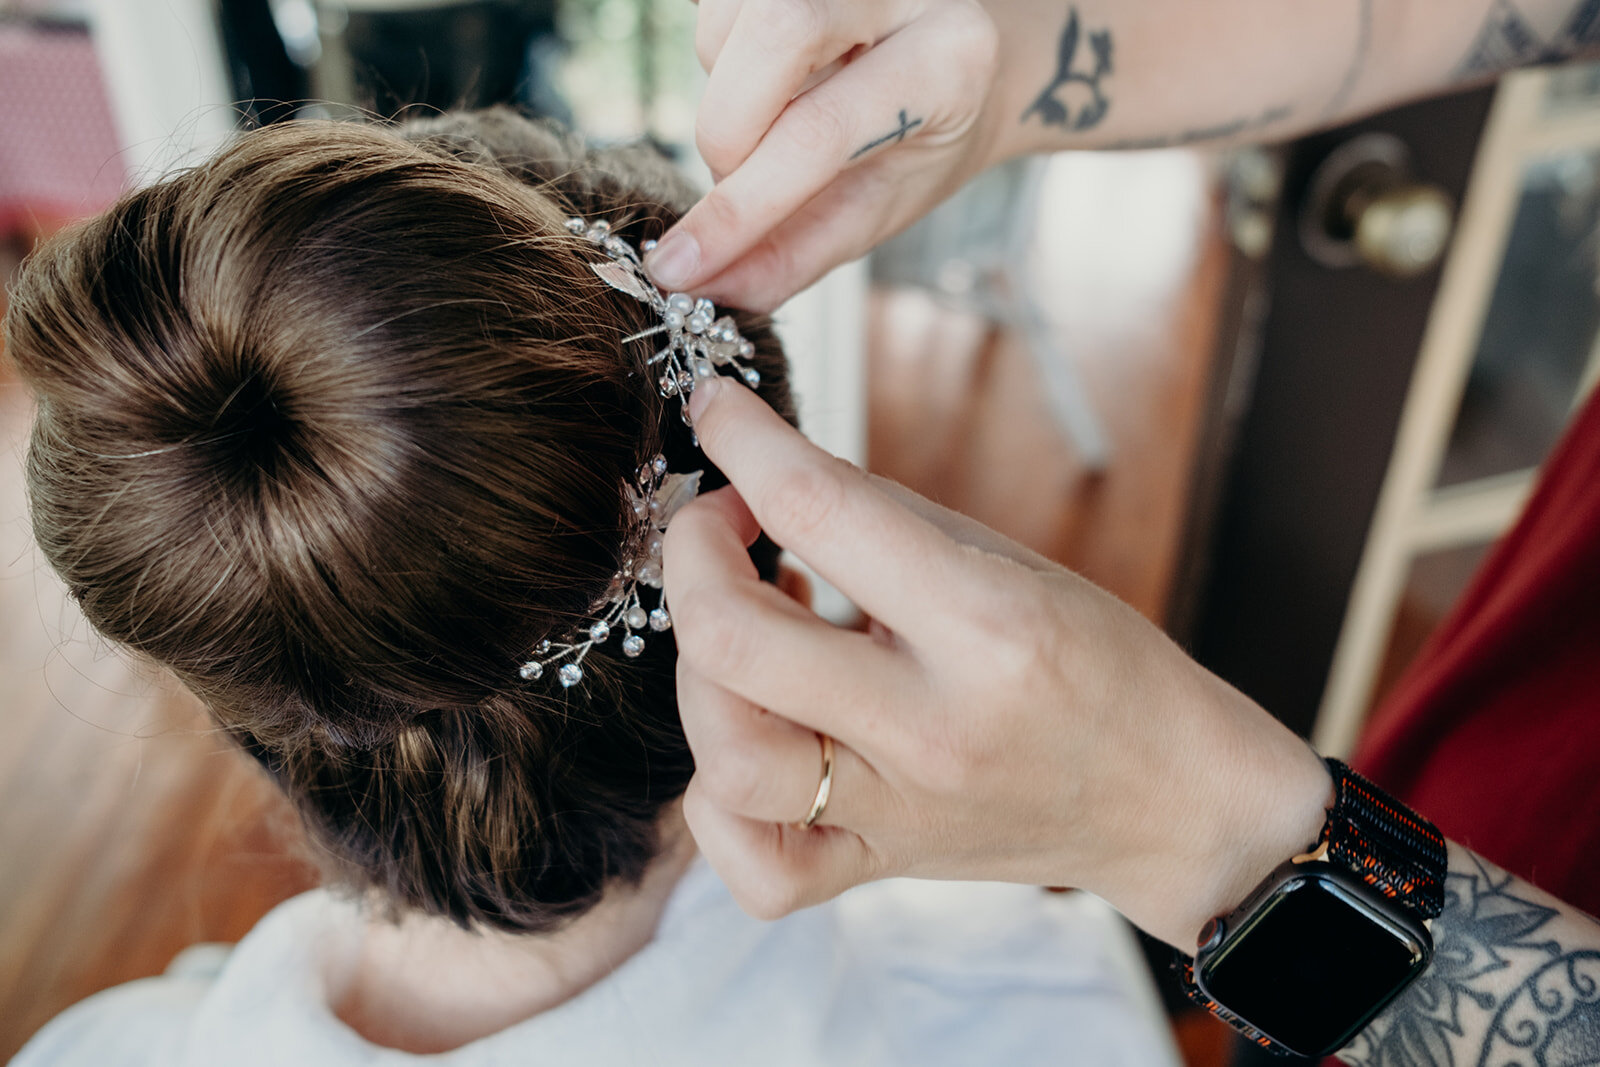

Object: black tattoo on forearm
[1455,0,1600,82]
[1340,851,1600,1067]
[1457,0,1549,80]
[848,110,925,161]
[1565,0,1600,46]
[1021,7,1113,132]
[1103,106,1292,151]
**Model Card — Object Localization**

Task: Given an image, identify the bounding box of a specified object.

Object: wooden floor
[0,150,1235,1061]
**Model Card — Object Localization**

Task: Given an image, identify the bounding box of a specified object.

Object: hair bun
[9,110,794,935]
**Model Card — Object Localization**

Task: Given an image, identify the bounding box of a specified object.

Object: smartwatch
[1177,758,1447,1058]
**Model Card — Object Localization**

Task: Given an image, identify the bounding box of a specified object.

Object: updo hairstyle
[4,109,795,934]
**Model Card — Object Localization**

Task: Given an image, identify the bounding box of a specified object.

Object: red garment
[1354,386,1600,917]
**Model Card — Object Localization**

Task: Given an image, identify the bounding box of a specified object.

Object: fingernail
[645,231,700,291]
[689,375,725,423]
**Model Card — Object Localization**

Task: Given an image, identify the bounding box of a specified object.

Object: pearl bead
[519,660,543,680]
[738,340,754,357]
[647,535,664,558]
[558,663,584,687]
[694,297,714,315]
[588,621,611,643]
[625,606,649,630]
[666,292,695,315]
[663,309,685,329]
[636,561,663,588]
[649,607,672,632]
[686,310,713,334]
[622,634,646,658]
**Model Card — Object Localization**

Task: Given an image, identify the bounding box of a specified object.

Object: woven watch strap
[1176,757,1446,1054]
[1319,758,1446,920]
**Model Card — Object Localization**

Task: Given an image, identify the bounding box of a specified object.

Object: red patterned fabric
[1354,386,1600,919]
[0,21,126,235]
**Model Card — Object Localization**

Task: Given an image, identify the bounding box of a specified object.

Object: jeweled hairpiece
[517,216,761,688]
[566,216,763,425]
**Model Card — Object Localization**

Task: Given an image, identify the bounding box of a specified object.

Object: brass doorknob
[1299,133,1455,277]
[1349,184,1455,277]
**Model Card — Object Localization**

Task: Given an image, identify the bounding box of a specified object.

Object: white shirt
[15,862,1181,1066]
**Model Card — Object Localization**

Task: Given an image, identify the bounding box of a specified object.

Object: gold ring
[798,732,835,829]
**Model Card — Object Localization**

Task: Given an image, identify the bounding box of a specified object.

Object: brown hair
[5,110,794,934]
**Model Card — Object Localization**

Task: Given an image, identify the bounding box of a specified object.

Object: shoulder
[824,881,1181,1066]
[10,956,221,1067]
[12,892,344,1067]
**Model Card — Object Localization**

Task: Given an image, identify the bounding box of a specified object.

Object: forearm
[1336,842,1600,1064]
[984,0,1600,160]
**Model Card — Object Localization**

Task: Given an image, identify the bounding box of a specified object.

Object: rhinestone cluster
[519,456,702,688]
[566,216,762,434]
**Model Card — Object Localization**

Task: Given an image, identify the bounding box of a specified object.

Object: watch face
[1197,869,1431,1057]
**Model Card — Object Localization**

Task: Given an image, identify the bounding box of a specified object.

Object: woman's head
[4,111,794,933]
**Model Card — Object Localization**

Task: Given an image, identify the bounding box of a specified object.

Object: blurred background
[3,1,1599,1061]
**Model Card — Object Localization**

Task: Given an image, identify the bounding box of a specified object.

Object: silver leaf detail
[654,471,703,529]
[591,260,657,304]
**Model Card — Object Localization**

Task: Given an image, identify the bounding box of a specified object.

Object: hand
[663,378,1333,949]
[643,0,1003,311]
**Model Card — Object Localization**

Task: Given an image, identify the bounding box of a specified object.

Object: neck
[329,809,697,1054]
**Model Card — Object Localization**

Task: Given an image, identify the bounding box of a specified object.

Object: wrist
[1126,691,1335,950]
[1195,741,1335,943]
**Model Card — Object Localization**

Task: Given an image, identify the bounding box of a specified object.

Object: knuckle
[672,585,745,668]
[694,114,746,178]
[956,574,1059,677]
[671,583,757,679]
[694,21,720,73]
[758,459,850,544]
[948,5,1000,84]
[736,868,805,920]
[760,0,830,53]
[697,739,773,815]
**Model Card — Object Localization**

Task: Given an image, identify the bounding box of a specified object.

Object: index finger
[686,377,988,636]
[694,0,894,178]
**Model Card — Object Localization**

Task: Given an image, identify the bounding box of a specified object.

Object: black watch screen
[1195,864,1433,1057]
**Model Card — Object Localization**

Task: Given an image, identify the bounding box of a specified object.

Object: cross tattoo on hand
[850,110,926,161]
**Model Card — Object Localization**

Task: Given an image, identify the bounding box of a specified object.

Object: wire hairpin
[517,217,761,689]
